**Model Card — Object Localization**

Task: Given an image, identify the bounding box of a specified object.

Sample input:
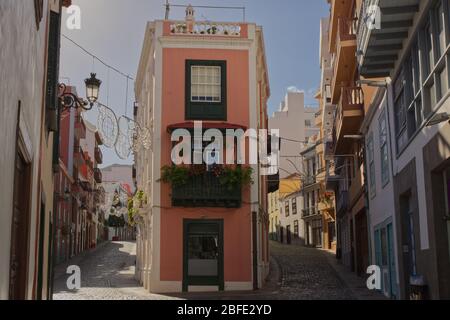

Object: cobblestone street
[53,241,384,300]
[268,242,386,300]
[53,242,176,300]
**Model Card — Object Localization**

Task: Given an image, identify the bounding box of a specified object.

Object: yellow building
[268,190,280,241]
[268,176,301,243]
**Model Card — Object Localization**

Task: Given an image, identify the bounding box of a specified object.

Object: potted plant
[135,190,147,208]
[219,166,254,191]
[160,165,190,187]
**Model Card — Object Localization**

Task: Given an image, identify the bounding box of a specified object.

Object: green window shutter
[46,11,61,112]
[185,60,227,121]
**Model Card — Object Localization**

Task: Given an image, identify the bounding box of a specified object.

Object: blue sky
[61,0,329,166]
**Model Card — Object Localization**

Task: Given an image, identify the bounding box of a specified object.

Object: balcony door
[183,220,224,292]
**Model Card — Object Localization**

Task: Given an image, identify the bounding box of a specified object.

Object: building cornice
[158,36,253,50]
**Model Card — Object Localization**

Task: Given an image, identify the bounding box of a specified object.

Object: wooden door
[9,152,31,300]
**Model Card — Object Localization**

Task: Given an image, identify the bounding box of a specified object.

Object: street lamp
[58,72,102,111]
[85,73,102,108]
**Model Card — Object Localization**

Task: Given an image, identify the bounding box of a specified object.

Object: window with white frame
[292,197,297,215]
[379,111,390,187]
[393,0,450,153]
[367,132,376,198]
[191,66,222,103]
[285,200,290,217]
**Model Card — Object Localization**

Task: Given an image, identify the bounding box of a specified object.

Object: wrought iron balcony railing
[94,147,103,165]
[172,172,242,208]
[94,168,102,184]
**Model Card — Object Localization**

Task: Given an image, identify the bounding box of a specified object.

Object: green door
[183,220,224,292]
[387,223,397,299]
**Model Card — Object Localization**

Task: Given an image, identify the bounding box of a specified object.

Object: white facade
[361,91,400,299]
[102,164,135,192]
[269,92,319,179]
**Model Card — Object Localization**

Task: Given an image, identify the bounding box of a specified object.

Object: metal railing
[172,172,242,208]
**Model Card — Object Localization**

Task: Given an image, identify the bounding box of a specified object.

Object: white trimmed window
[367,132,376,198]
[379,111,390,187]
[191,66,222,103]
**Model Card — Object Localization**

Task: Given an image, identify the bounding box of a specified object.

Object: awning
[167,122,247,133]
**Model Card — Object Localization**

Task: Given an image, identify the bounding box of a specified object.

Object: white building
[269,91,319,179]
[357,0,450,299]
[102,164,135,192]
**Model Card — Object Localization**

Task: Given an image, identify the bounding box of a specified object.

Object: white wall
[269,92,319,179]
[101,164,134,192]
[364,93,400,289]
[0,0,49,299]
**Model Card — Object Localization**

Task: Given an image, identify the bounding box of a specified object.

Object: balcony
[334,86,364,154]
[95,131,103,146]
[331,17,358,103]
[303,175,317,187]
[172,172,241,208]
[95,147,103,165]
[315,110,323,127]
[325,161,340,191]
[74,114,86,140]
[336,190,349,217]
[318,193,335,212]
[357,0,419,78]
[94,168,102,184]
[329,0,356,53]
[316,166,327,182]
[322,101,336,155]
[94,187,105,204]
[74,145,84,167]
[302,206,320,218]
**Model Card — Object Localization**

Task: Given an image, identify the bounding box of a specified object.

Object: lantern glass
[86,84,99,104]
[84,73,102,105]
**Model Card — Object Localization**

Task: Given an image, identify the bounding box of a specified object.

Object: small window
[379,111,390,187]
[294,221,299,238]
[292,198,297,215]
[367,132,376,198]
[305,120,312,127]
[424,21,434,77]
[285,201,290,217]
[435,2,446,60]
